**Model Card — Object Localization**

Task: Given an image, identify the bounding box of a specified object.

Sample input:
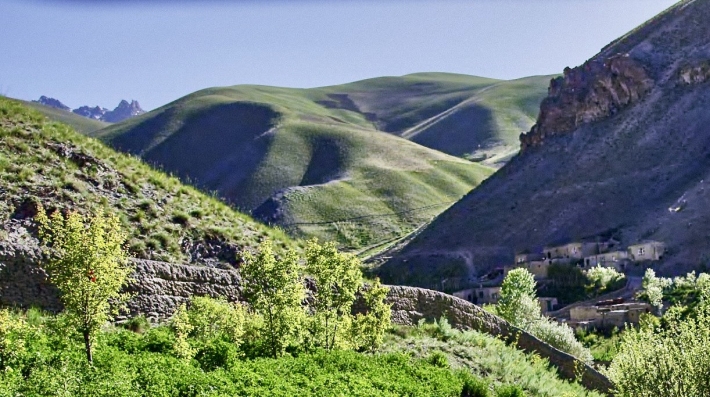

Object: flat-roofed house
[543,242,598,261]
[583,251,629,271]
[627,241,665,262]
[453,286,501,305]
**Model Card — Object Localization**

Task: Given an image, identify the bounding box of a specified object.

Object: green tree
[607,302,710,396]
[304,239,363,350]
[497,268,539,326]
[171,296,248,360]
[36,206,132,363]
[241,239,305,358]
[496,268,592,363]
[352,278,391,351]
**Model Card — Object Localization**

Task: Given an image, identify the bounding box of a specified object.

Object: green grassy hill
[95,73,549,251]
[19,99,110,135]
[0,97,295,265]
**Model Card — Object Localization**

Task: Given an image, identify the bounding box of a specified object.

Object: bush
[460,373,491,397]
[427,351,449,368]
[496,385,525,397]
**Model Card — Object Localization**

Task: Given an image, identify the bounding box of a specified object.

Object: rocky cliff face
[102,100,145,123]
[73,105,108,120]
[520,54,654,150]
[33,96,70,111]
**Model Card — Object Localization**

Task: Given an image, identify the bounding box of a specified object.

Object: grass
[382,319,602,397]
[92,72,549,251]
[0,97,296,265]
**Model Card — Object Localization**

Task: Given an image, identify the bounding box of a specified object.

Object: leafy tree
[36,206,132,363]
[304,239,363,350]
[241,239,305,358]
[639,268,670,312]
[352,278,391,351]
[585,266,625,296]
[607,301,710,396]
[496,268,592,363]
[171,296,247,360]
[497,268,539,326]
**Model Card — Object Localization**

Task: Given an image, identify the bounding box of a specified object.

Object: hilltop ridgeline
[33,96,145,123]
[377,0,710,288]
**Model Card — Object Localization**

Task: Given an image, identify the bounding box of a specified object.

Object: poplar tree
[36,206,132,363]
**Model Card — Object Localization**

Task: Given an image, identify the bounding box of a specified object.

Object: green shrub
[496,385,525,397]
[427,351,449,368]
[460,373,491,397]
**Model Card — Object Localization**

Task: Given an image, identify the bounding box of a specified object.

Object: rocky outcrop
[33,96,70,111]
[73,105,108,120]
[520,54,654,150]
[679,61,710,85]
[102,100,145,123]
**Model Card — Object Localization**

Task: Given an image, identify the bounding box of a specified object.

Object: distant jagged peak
[33,96,70,111]
[102,99,145,123]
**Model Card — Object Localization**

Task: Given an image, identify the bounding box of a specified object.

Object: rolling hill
[376,0,710,289]
[0,97,295,267]
[94,73,550,250]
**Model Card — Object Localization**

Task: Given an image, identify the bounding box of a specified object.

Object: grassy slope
[96,78,500,251]
[0,97,295,265]
[19,99,110,135]
[95,72,549,251]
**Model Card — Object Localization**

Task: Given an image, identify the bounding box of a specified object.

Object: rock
[33,96,71,111]
[101,100,145,123]
[73,105,108,120]
[520,54,654,151]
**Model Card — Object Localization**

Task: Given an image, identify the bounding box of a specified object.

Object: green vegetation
[94,73,550,251]
[606,298,710,396]
[382,319,601,397]
[0,307,598,397]
[36,207,133,363]
[0,96,295,265]
[494,269,593,363]
[540,264,626,305]
[638,269,710,314]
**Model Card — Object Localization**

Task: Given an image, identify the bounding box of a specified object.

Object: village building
[627,241,665,261]
[543,242,598,261]
[453,286,501,305]
[539,297,559,314]
[583,250,629,271]
[566,301,652,331]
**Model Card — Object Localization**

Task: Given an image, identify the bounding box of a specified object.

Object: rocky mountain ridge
[377,0,710,287]
[32,96,145,123]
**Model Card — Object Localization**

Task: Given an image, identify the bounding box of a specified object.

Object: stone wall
[384,286,613,395]
[0,239,611,394]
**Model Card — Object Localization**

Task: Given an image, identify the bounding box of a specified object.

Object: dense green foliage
[0,97,295,265]
[607,302,710,396]
[638,269,710,313]
[0,309,554,397]
[383,319,601,397]
[540,264,626,305]
[496,269,593,363]
[241,240,306,358]
[36,207,133,363]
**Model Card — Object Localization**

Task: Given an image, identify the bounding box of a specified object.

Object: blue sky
[1,0,678,111]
